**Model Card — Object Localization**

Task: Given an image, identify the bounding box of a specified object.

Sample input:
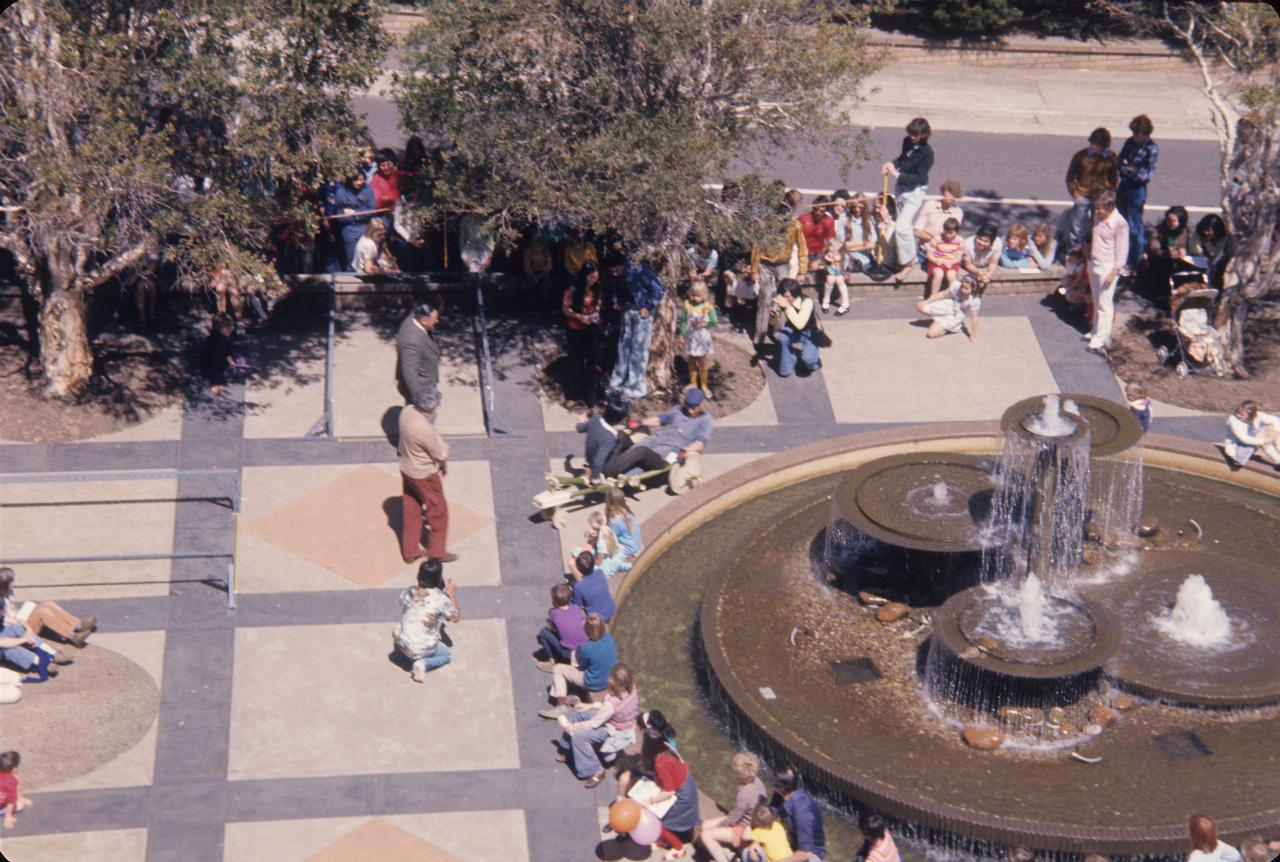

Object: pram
[1156,283,1226,378]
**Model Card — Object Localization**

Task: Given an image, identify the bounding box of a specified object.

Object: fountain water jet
[1153,574,1232,648]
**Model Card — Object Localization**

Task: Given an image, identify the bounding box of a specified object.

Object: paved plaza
[0,293,1231,861]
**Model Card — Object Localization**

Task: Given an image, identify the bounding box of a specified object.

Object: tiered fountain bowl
[611,399,1280,859]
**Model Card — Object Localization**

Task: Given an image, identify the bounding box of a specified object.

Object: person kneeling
[771,280,822,377]
[392,559,459,684]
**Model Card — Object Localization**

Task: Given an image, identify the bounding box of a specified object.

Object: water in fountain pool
[1153,574,1234,649]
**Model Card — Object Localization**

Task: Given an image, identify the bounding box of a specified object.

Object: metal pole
[473,272,511,436]
[324,275,336,438]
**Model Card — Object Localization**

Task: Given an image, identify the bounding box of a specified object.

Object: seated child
[537,583,587,667]
[572,511,630,578]
[924,217,964,299]
[1126,382,1151,432]
[0,751,31,831]
[200,313,252,395]
[1058,247,1092,316]
[1030,222,1059,270]
[574,399,629,484]
[1224,400,1280,467]
[916,277,984,342]
[744,804,794,862]
[999,223,1036,270]
[820,238,850,315]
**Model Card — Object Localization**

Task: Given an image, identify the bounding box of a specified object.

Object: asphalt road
[355,96,1224,212]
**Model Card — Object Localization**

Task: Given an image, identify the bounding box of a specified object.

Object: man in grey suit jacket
[396,302,441,407]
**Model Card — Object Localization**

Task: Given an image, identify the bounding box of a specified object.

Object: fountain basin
[616,426,1280,857]
[1103,552,1280,707]
[1001,393,1143,457]
[927,585,1120,714]
[831,453,994,554]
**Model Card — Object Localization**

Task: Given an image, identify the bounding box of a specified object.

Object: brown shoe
[535,660,556,673]
[433,552,459,564]
[69,630,91,648]
[402,546,430,564]
[50,650,74,666]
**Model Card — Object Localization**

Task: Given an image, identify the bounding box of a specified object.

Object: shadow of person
[595,836,652,861]
[381,404,403,445]
[383,495,405,534]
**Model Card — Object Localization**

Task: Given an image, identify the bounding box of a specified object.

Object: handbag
[810,308,833,348]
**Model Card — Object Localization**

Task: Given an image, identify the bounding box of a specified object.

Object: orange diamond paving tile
[246,464,492,587]
[306,818,462,862]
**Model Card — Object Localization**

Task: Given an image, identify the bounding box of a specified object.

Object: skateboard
[532,451,703,530]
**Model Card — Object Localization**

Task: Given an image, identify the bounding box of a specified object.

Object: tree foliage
[925,0,1022,35]
[396,0,884,388]
[0,0,384,396]
[1094,0,1279,377]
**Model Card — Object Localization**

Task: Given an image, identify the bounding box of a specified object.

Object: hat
[682,387,705,407]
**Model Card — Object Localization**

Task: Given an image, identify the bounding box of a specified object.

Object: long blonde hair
[604,487,635,532]
[588,511,619,556]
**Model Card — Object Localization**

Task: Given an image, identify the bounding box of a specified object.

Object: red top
[799,212,836,256]
[655,750,689,792]
[370,169,404,211]
[562,285,600,331]
[0,772,18,808]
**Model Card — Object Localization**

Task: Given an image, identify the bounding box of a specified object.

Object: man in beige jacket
[398,388,457,565]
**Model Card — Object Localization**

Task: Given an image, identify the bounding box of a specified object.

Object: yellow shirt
[563,241,598,276]
[749,821,793,862]
[750,219,808,275]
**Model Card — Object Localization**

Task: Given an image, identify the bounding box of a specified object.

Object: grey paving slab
[146,821,224,862]
[9,786,150,835]
[224,776,378,822]
[231,584,546,628]
[152,704,233,783]
[146,779,228,824]
[525,804,606,862]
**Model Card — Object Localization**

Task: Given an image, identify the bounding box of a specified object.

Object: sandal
[583,772,607,789]
[663,849,688,861]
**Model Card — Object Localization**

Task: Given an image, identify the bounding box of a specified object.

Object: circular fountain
[612,398,1280,858]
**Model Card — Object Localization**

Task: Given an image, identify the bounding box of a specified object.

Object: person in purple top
[537,583,587,668]
[568,550,615,622]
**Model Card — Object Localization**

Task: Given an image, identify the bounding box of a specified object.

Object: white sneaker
[411,663,426,683]
[821,302,830,312]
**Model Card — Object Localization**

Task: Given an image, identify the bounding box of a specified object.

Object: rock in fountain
[1154,574,1232,648]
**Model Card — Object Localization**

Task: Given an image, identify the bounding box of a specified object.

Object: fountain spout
[1155,574,1233,648]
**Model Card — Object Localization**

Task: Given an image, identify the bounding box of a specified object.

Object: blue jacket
[576,416,621,479]
[572,568,616,621]
[621,262,666,313]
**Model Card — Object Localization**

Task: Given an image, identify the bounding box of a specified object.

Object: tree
[0,0,384,397]
[394,0,885,392]
[1094,0,1279,377]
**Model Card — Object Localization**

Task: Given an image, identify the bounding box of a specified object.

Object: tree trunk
[39,287,93,398]
[645,244,687,395]
[1220,295,1250,378]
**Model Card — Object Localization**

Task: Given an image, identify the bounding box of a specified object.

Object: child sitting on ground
[916,276,985,342]
[0,750,32,831]
[1126,382,1152,432]
[200,314,252,395]
[1058,246,1092,317]
[572,511,631,579]
[744,803,793,862]
[820,238,851,315]
[536,583,587,669]
[678,280,719,396]
[924,217,965,299]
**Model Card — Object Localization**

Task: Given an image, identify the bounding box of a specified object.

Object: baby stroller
[1156,283,1226,378]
